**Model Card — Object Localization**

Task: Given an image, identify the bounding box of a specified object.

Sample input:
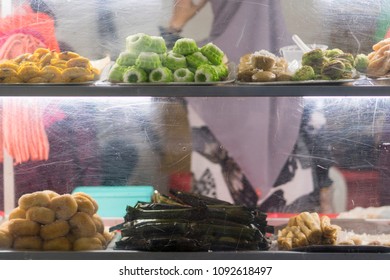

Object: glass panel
[0,95,388,216]
[0,1,389,220]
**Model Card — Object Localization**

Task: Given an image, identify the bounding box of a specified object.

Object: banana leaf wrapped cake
[110,191,272,251]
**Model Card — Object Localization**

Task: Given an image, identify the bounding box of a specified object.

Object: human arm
[168,0,209,32]
[320,187,333,213]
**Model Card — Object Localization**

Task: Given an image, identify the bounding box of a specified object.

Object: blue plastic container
[72,186,154,218]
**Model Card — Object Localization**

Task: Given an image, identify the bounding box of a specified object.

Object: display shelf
[1,82,390,260]
[1,249,390,260]
[0,83,390,97]
[1,234,390,260]
[2,232,389,260]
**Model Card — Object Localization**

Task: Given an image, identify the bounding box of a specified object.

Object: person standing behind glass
[160,0,335,213]
[160,0,291,63]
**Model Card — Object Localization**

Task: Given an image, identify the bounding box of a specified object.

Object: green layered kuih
[172,38,199,55]
[200,42,224,65]
[149,66,174,83]
[135,52,162,71]
[173,68,195,82]
[126,33,153,55]
[195,64,219,82]
[164,51,187,71]
[116,51,138,67]
[108,63,127,82]
[122,66,148,83]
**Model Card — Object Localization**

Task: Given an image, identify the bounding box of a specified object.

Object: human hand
[169,0,208,31]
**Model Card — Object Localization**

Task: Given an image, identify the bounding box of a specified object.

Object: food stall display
[1,1,390,260]
[108,33,229,84]
[0,190,114,250]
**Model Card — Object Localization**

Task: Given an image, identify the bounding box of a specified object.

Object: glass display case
[1,0,390,260]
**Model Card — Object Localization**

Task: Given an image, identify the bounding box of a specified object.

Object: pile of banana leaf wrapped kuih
[109,190,272,251]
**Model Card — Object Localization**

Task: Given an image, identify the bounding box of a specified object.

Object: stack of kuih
[110,191,272,251]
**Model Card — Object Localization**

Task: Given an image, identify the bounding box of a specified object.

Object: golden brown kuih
[0,48,99,84]
[277,212,340,250]
[252,71,276,82]
[0,229,13,249]
[42,237,72,251]
[8,207,26,220]
[72,192,99,214]
[8,218,41,237]
[26,206,56,225]
[73,237,103,251]
[40,219,70,240]
[251,53,275,71]
[49,194,78,220]
[367,38,390,77]
[238,49,292,83]
[69,212,97,238]
[72,193,97,216]
[13,236,42,250]
[1,190,113,251]
[18,191,51,210]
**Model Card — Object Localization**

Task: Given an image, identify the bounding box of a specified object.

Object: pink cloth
[0,30,47,60]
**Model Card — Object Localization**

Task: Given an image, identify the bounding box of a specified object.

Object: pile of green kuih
[292,48,369,81]
[108,33,228,83]
[110,191,271,251]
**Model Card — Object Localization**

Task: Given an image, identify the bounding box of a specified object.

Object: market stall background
[0,0,390,257]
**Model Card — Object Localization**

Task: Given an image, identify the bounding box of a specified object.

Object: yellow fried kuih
[0,68,18,79]
[0,48,98,83]
[62,67,92,82]
[58,51,80,61]
[33,47,51,58]
[277,212,340,250]
[65,57,91,68]
[2,76,22,83]
[40,65,63,83]
[0,62,19,71]
[18,64,40,82]
[39,52,56,67]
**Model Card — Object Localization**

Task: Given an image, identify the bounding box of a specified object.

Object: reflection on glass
[0,96,389,215]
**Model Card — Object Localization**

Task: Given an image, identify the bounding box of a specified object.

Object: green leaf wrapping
[111,191,271,251]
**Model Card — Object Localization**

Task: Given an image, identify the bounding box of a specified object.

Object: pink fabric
[0,5,60,55]
[0,32,47,60]
[43,103,66,128]
[386,29,390,39]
